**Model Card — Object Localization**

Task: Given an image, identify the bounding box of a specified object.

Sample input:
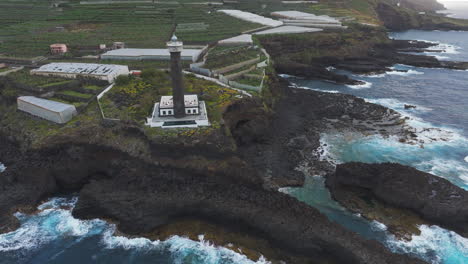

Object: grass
[7,69,72,87]
[84,85,103,91]
[39,80,74,88]
[205,46,261,69]
[56,90,94,99]
[100,70,243,124]
[0,1,261,57]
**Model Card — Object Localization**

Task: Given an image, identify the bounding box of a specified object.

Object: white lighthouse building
[147,35,209,128]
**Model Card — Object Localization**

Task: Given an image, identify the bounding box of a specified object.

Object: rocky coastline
[0,75,431,263]
[2,10,468,263]
[326,162,468,239]
[260,27,468,85]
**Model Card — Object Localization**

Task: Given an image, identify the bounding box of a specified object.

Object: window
[168,110,172,115]
[187,109,191,114]
[162,111,166,115]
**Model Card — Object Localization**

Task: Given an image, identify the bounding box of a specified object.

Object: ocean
[1,30,468,263]
[438,1,468,19]
[284,30,468,264]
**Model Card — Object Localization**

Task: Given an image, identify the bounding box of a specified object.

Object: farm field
[0,0,267,57]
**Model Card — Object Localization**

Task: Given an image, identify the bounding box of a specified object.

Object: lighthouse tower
[167,34,185,118]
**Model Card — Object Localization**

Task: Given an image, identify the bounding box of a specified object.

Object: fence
[212,57,260,75]
[218,69,265,92]
[190,61,212,77]
[96,84,120,121]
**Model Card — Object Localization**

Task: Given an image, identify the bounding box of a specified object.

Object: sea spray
[0,197,271,264]
[345,80,372,89]
[0,162,5,173]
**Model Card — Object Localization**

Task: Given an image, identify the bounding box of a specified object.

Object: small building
[101,48,204,62]
[31,62,130,83]
[147,94,209,128]
[159,95,200,116]
[50,44,68,55]
[112,42,125,49]
[99,44,107,50]
[17,96,77,124]
[0,63,6,69]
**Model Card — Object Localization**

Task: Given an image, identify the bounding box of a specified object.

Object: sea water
[2,30,468,264]
[0,197,269,264]
[438,0,468,19]
[284,30,468,264]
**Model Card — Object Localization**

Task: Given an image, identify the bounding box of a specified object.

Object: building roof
[253,26,322,35]
[18,96,75,113]
[102,48,202,58]
[32,62,129,76]
[271,11,340,23]
[160,95,199,108]
[218,10,283,27]
[50,43,67,47]
[218,34,253,45]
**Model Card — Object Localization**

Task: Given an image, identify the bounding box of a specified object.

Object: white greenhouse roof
[254,26,322,35]
[218,34,253,45]
[102,48,203,58]
[18,96,75,112]
[271,11,340,23]
[218,10,283,27]
[32,63,128,76]
[160,95,199,108]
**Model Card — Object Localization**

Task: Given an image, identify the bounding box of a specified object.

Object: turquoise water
[2,30,468,264]
[0,197,269,264]
[285,30,468,264]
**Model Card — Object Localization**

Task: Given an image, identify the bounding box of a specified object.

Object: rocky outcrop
[72,160,425,264]
[0,137,426,264]
[376,2,468,31]
[327,162,468,237]
[225,79,412,189]
[259,28,468,84]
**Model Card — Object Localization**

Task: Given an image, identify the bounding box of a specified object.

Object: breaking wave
[0,197,270,264]
[0,162,5,173]
[346,80,372,89]
[386,225,468,264]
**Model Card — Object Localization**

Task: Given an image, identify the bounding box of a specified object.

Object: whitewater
[283,30,468,264]
[1,30,468,264]
[0,197,270,264]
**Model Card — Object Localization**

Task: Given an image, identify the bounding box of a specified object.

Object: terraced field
[0,0,263,57]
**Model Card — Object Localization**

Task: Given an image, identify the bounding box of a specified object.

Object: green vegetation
[100,69,243,124]
[205,46,261,69]
[0,0,261,57]
[7,69,72,87]
[56,90,94,99]
[235,75,263,87]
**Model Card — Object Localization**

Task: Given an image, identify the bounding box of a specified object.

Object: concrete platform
[146,101,210,128]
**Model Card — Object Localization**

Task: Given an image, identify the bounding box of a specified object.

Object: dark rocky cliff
[327,162,468,238]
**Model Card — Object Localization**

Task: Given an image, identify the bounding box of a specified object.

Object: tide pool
[284,30,468,264]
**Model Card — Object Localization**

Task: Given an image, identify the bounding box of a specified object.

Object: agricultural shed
[253,26,322,35]
[31,63,129,83]
[218,10,283,27]
[218,34,253,46]
[17,96,77,124]
[101,48,203,62]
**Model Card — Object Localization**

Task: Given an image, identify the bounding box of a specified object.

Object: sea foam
[0,197,271,264]
[386,225,468,264]
[0,162,5,173]
[346,80,372,89]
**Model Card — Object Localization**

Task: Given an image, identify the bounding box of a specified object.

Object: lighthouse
[167,34,185,118]
[147,35,210,128]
